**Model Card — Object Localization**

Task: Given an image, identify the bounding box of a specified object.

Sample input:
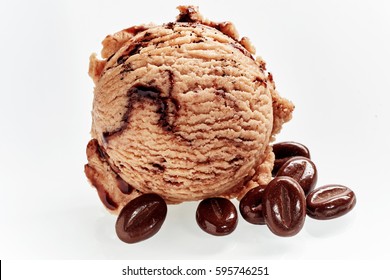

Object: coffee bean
[306,185,356,220]
[239,185,267,225]
[115,193,167,243]
[116,175,134,194]
[263,177,306,237]
[272,142,310,176]
[196,197,238,236]
[276,156,318,195]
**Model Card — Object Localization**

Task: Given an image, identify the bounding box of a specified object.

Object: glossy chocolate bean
[196,197,238,236]
[276,156,318,195]
[239,185,267,225]
[306,185,356,220]
[272,142,311,176]
[263,177,306,237]
[115,193,167,243]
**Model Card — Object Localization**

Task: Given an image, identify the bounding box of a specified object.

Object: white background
[0,0,389,260]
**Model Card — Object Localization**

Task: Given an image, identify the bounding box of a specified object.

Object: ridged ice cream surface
[85,6,294,214]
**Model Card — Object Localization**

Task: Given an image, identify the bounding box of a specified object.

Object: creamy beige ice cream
[85,6,294,214]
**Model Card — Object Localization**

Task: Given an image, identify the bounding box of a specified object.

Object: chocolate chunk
[196,197,238,236]
[106,53,115,62]
[152,163,165,172]
[123,25,149,36]
[86,139,107,161]
[86,139,122,176]
[84,164,118,210]
[229,42,253,59]
[276,156,318,195]
[263,177,306,237]
[228,156,244,165]
[176,6,197,23]
[96,143,109,161]
[115,193,167,243]
[128,43,143,56]
[165,22,176,30]
[306,185,356,220]
[117,55,129,65]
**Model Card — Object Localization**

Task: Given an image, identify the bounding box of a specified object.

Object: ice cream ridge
[85,6,294,215]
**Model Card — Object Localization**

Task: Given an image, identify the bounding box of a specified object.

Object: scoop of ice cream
[85,6,294,214]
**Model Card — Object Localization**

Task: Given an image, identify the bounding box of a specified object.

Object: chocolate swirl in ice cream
[85,6,294,214]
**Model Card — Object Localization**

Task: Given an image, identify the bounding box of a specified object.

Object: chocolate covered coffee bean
[276,156,318,195]
[196,197,238,236]
[306,185,356,220]
[115,193,167,243]
[263,177,306,237]
[272,141,311,176]
[239,185,267,225]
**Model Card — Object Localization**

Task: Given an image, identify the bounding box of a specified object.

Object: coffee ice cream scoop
[85,6,294,214]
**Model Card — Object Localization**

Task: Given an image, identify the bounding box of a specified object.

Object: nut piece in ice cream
[85,6,294,214]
